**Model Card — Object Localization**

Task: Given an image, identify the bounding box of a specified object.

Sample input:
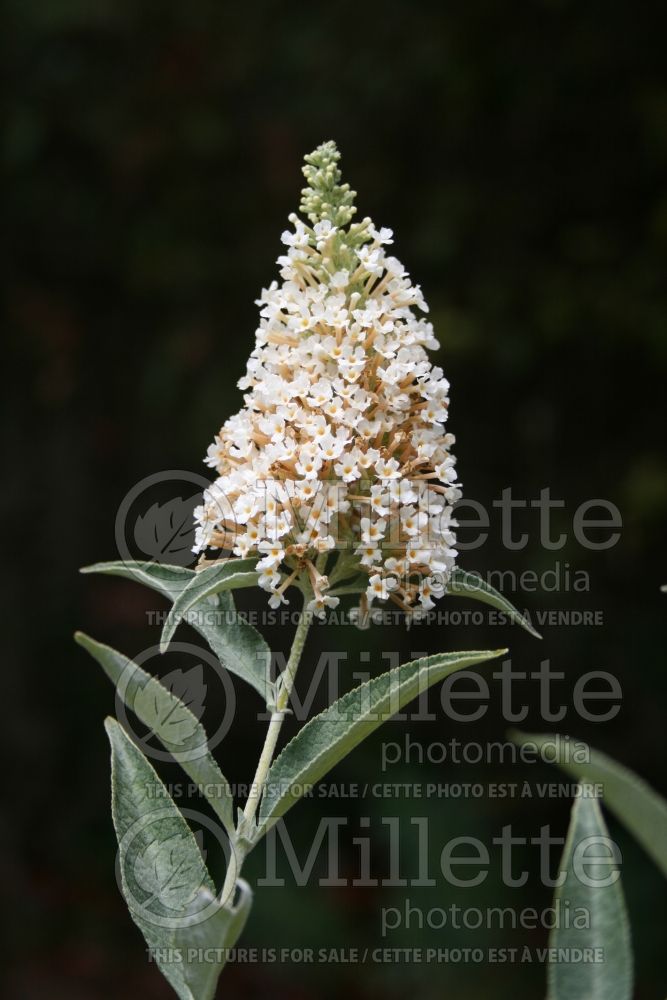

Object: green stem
[243,603,312,824]
[221,594,312,903]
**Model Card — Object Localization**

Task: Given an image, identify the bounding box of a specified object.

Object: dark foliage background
[4,1,666,997]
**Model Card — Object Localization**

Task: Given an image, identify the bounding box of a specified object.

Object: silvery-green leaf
[106,719,252,1000]
[78,634,234,833]
[192,590,273,704]
[256,648,506,837]
[173,878,252,997]
[134,497,199,565]
[511,730,667,878]
[447,567,542,639]
[132,664,206,748]
[547,792,632,1000]
[81,560,195,599]
[80,561,272,703]
[161,559,259,652]
[134,831,208,911]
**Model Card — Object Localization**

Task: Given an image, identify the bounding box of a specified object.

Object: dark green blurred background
[4,1,667,997]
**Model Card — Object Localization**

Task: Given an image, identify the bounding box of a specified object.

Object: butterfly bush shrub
[77,142,537,1000]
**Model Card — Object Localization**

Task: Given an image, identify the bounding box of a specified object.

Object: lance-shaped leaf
[197,590,273,704]
[511,730,667,879]
[160,559,260,652]
[106,719,252,1000]
[78,633,234,833]
[446,567,542,639]
[256,648,506,836]
[134,830,205,909]
[81,560,195,599]
[81,560,272,702]
[547,792,633,1000]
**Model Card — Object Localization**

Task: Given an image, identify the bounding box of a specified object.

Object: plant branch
[242,600,312,826]
[221,590,313,904]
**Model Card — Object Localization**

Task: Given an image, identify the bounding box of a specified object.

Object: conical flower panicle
[194,141,461,617]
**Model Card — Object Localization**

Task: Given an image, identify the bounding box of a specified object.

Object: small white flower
[400,506,428,537]
[418,579,436,610]
[319,435,347,461]
[307,595,340,619]
[268,589,289,609]
[369,485,390,516]
[295,453,323,479]
[258,568,281,590]
[357,245,384,276]
[360,517,386,545]
[331,270,349,289]
[313,219,337,248]
[280,221,309,248]
[256,540,284,570]
[367,573,390,605]
[369,225,394,245]
[374,457,401,479]
[234,495,259,525]
[334,457,359,483]
[435,457,457,483]
[357,544,381,567]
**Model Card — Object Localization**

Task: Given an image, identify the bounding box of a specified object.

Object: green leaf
[81,560,196,599]
[78,633,234,834]
[547,791,633,1000]
[134,831,208,911]
[256,648,507,836]
[511,730,667,879]
[106,718,252,1000]
[196,590,273,704]
[160,559,259,653]
[81,560,272,703]
[133,665,206,747]
[446,567,542,639]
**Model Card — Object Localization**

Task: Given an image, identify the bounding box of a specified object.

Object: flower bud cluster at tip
[194,140,461,618]
[300,139,358,229]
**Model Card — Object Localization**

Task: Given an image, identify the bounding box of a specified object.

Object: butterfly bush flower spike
[194,141,462,617]
[78,141,537,1000]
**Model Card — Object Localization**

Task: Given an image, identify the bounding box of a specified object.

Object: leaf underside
[512,730,667,878]
[447,567,542,639]
[547,791,633,1000]
[77,632,235,833]
[81,560,272,702]
[106,719,252,1000]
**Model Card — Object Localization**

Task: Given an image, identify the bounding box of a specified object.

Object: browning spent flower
[194,141,462,615]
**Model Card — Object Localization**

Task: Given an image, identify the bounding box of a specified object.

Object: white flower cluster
[194,141,462,617]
